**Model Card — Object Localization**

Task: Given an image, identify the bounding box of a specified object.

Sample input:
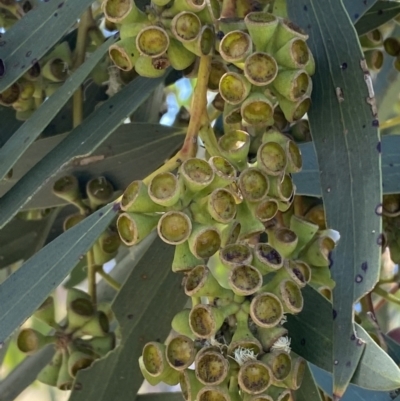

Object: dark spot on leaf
[54,12,58,16]
[0,59,5,77]
[109,105,113,109]
[141,274,147,280]
[361,262,368,272]
[351,334,356,340]
[21,65,25,69]
[307,24,311,30]
[0,41,6,47]
[113,202,121,211]
[333,309,337,320]
[31,58,38,65]
[377,141,381,153]
[389,163,394,167]
[127,314,134,319]
[99,212,103,217]
[377,9,383,15]
[362,124,366,128]
[377,233,384,245]
[26,50,32,57]
[372,119,379,127]
[300,338,306,346]
[303,5,308,11]
[346,361,351,367]
[74,383,82,390]
[340,62,348,70]
[355,274,363,283]
[354,13,359,19]
[217,31,224,40]
[58,1,64,7]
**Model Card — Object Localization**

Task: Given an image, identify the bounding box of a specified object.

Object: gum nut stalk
[384,37,400,57]
[42,58,69,82]
[252,243,282,274]
[81,333,116,357]
[267,227,298,258]
[255,199,279,225]
[275,353,305,390]
[134,55,169,78]
[67,347,96,377]
[260,351,291,382]
[244,12,278,52]
[189,302,240,338]
[238,168,269,203]
[238,360,272,394]
[257,141,287,176]
[158,211,192,245]
[264,386,291,401]
[304,48,315,75]
[365,49,384,72]
[272,18,308,52]
[181,369,205,401]
[117,212,159,246]
[236,201,266,240]
[219,30,253,66]
[121,180,165,213]
[256,326,288,351]
[207,188,237,223]
[167,38,197,71]
[17,329,55,354]
[217,220,241,247]
[276,93,311,122]
[219,16,246,34]
[188,224,221,259]
[166,335,197,370]
[228,264,263,296]
[241,92,275,127]
[198,386,232,401]
[34,296,58,329]
[271,69,312,102]
[93,230,121,265]
[149,172,181,207]
[250,292,283,328]
[0,82,20,106]
[302,235,335,267]
[183,25,215,57]
[73,310,110,337]
[195,349,229,385]
[185,264,233,299]
[268,174,294,202]
[142,342,181,385]
[172,241,204,272]
[244,53,278,86]
[136,26,170,58]
[223,102,242,127]
[262,279,303,314]
[208,156,237,189]
[228,307,262,354]
[219,71,251,105]
[86,176,114,208]
[172,309,196,339]
[57,351,74,390]
[109,39,140,71]
[102,0,147,24]
[218,130,250,170]
[359,29,382,49]
[37,350,62,386]
[208,251,236,289]
[243,394,273,401]
[274,38,310,70]
[180,158,215,193]
[171,12,202,43]
[289,215,319,253]
[208,60,229,92]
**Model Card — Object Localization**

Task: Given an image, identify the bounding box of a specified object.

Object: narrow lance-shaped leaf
[296,363,324,401]
[0,202,118,343]
[0,35,116,181]
[286,0,382,397]
[0,74,166,229]
[342,0,377,23]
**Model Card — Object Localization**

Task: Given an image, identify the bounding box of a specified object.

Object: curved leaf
[343,0,376,23]
[296,363,324,401]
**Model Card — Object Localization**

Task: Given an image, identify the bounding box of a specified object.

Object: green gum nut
[273,259,311,288]
[264,386,291,401]
[304,49,315,75]
[24,62,41,81]
[12,97,34,112]
[198,385,232,401]
[86,176,114,208]
[271,69,312,102]
[188,224,221,259]
[238,168,269,203]
[208,60,229,92]
[219,30,253,67]
[16,109,34,121]
[219,71,251,105]
[167,38,197,70]
[142,342,180,385]
[261,279,303,314]
[185,264,233,299]
[257,141,287,176]
[183,25,215,57]
[244,52,278,86]
[365,49,384,72]
[172,309,195,338]
[384,37,400,57]
[250,292,283,328]
[166,335,197,371]
[18,80,35,100]
[171,12,202,43]
[241,92,275,127]
[172,241,204,272]
[302,235,335,267]
[53,175,87,213]
[219,17,246,34]
[254,199,279,225]
[244,12,278,52]
[268,174,294,202]
[274,38,310,70]
[180,158,215,193]
[195,348,229,385]
[139,355,162,385]
[275,353,305,390]
[149,172,181,207]
[275,91,310,122]
[288,119,310,143]
[272,18,309,52]
[267,227,298,258]
[67,346,95,377]
[109,39,140,71]
[189,302,240,338]
[218,130,250,170]
[273,106,289,131]
[93,230,121,265]
[181,369,205,401]
[42,58,69,82]
[256,325,288,352]
[236,201,266,240]
[228,307,262,354]
[121,180,165,213]
[223,103,242,128]
[74,310,110,337]
[117,212,159,246]
[34,296,58,329]
[158,211,192,245]
[228,264,263,296]
[261,351,291,382]
[216,220,242,247]
[134,55,169,78]
[57,351,74,390]
[359,29,382,49]
[165,0,206,15]
[17,328,55,355]
[289,215,318,253]
[252,243,282,274]
[0,82,20,106]
[81,333,116,357]
[238,360,272,394]
[198,0,220,24]
[102,0,146,24]
[37,350,62,386]
[119,21,150,40]
[243,394,273,401]
[66,288,95,332]
[136,26,170,58]
[207,188,237,223]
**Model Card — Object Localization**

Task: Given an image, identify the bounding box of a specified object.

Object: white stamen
[271,336,291,353]
[231,347,257,366]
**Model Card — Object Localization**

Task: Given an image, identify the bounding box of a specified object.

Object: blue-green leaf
[296,363,323,401]
[343,0,376,23]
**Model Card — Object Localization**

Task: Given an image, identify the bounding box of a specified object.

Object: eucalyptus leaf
[382,333,400,365]
[295,363,323,401]
[287,0,382,396]
[0,202,117,343]
[343,0,377,23]
[0,106,23,147]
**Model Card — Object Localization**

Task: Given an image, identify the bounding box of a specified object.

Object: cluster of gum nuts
[104,0,315,126]
[116,124,335,400]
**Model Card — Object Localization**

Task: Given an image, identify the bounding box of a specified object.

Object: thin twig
[374,285,400,308]
[374,282,400,311]
[96,267,122,291]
